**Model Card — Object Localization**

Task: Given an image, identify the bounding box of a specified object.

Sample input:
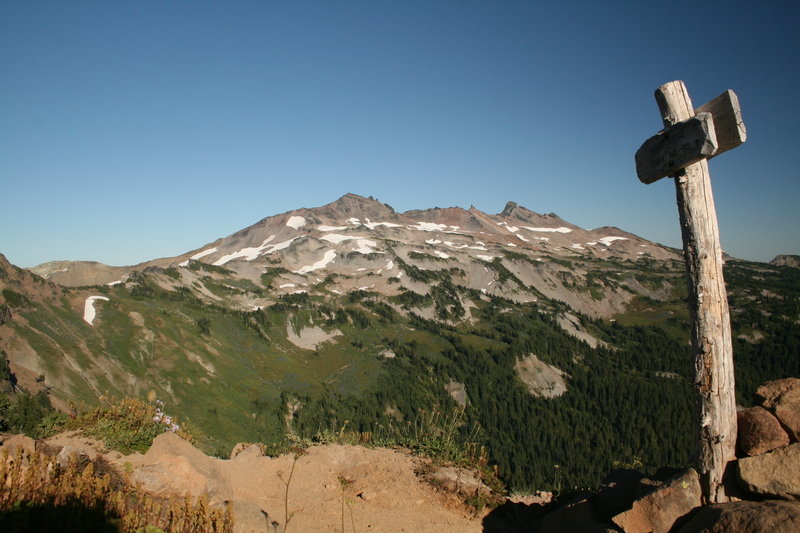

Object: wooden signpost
[636,80,746,504]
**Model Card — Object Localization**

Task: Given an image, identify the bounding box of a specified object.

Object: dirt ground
[3,431,543,533]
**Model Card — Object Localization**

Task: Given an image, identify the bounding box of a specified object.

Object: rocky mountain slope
[29,194,679,319]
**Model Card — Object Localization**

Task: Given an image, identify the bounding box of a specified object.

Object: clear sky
[2,1,798,267]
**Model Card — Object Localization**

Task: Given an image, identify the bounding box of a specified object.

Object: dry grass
[0,447,232,533]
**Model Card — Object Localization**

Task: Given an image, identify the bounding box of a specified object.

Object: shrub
[67,396,192,454]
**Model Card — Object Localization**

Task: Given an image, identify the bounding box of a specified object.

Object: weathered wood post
[635,80,746,503]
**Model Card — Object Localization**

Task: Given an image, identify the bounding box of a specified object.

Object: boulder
[132,432,232,503]
[0,434,36,456]
[737,406,789,456]
[611,468,701,533]
[675,500,800,533]
[772,387,800,442]
[229,500,271,533]
[737,442,800,500]
[230,442,264,461]
[56,444,90,468]
[426,465,491,497]
[755,378,800,409]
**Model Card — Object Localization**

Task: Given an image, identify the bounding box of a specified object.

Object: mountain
[3,194,798,491]
[30,193,679,318]
[771,254,800,268]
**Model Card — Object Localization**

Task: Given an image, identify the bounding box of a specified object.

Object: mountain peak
[318,194,397,219]
[500,201,519,217]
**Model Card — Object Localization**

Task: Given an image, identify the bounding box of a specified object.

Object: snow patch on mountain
[319,234,379,254]
[286,216,306,229]
[83,296,109,325]
[213,236,277,265]
[497,221,520,233]
[410,222,449,232]
[523,226,572,233]
[294,249,337,274]
[321,234,357,244]
[318,225,347,232]
[597,236,628,246]
[179,247,218,266]
[364,219,402,229]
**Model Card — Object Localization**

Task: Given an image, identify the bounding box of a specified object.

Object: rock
[675,500,800,533]
[540,498,617,533]
[133,455,211,498]
[132,432,232,502]
[426,465,490,497]
[611,468,701,533]
[507,491,553,505]
[773,387,800,442]
[737,442,800,500]
[754,378,800,410]
[56,444,89,468]
[0,434,36,456]
[229,500,271,533]
[737,406,789,456]
[230,442,264,461]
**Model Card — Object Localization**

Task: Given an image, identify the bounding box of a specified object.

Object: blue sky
[2,1,798,267]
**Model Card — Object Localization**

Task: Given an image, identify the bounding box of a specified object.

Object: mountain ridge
[29,194,677,308]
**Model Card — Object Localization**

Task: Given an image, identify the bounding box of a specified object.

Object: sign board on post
[635,80,746,504]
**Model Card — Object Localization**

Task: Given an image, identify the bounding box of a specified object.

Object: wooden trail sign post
[635,80,746,504]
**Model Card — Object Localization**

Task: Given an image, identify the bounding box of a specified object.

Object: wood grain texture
[695,89,746,159]
[655,80,737,504]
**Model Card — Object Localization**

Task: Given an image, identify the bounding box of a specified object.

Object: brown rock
[755,378,800,409]
[737,406,790,456]
[675,500,800,533]
[426,465,490,497]
[737,442,800,500]
[56,444,90,468]
[0,434,36,456]
[229,500,270,533]
[612,468,701,533]
[230,442,264,461]
[773,387,800,442]
[132,432,231,502]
